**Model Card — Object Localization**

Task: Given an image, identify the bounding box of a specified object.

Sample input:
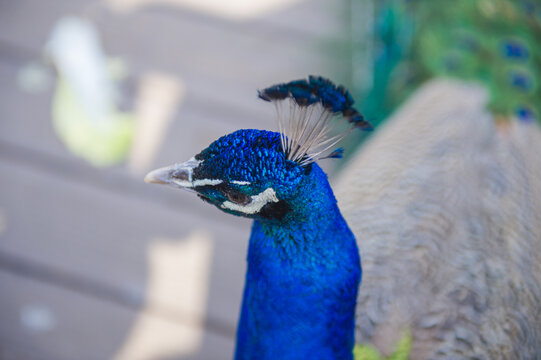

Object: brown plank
[0,0,332,115]
[0,271,235,360]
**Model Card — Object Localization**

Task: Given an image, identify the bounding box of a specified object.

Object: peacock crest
[258,76,372,167]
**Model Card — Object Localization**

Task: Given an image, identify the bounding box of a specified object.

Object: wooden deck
[0,1,343,359]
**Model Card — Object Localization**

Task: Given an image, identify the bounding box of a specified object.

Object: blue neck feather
[234,164,361,360]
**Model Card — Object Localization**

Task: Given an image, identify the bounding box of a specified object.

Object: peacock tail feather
[349,0,541,127]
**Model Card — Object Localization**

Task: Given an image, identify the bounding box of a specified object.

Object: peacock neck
[234,165,361,360]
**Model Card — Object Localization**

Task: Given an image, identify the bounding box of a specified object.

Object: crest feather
[259,76,372,166]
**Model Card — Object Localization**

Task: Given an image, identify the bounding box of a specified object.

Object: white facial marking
[221,188,279,214]
[231,180,251,186]
[170,158,221,188]
[193,179,223,187]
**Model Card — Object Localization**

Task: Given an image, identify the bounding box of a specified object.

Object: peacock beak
[144,165,180,185]
[144,157,201,188]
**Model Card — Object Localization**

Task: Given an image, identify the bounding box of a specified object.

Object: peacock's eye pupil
[224,190,252,206]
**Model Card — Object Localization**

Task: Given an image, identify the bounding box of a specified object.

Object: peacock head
[145,129,307,220]
[145,76,372,221]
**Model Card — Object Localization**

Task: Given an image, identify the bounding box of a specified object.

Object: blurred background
[0,1,347,359]
[0,0,540,359]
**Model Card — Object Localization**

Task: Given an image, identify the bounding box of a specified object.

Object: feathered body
[191,130,361,358]
[337,79,541,359]
[145,77,371,359]
[340,4,541,358]
[237,160,360,359]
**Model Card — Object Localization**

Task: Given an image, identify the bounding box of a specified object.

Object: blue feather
[516,105,537,123]
[258,76,371,165]
[235,162,361,360]
[501,38,530,61]
[145,77,365,359]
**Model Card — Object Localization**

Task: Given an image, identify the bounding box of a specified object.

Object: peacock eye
[224,190,252,206]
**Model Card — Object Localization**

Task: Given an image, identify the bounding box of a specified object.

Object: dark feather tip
[328,147,344,159]
[261,76,357,113]
[258,84,289,101]
[342,108,359,118]
[308,75,333,88]
[344,108,372,131]
[355,121,374,131]
[318,86,348,113]
[288,81,319,106]
[336,85,355,108]
[258,90,272,102]
[318,147,344,161]
[287,79,311,89]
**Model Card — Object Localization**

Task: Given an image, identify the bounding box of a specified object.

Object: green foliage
[354,344,382,360]
[354,331,413,360]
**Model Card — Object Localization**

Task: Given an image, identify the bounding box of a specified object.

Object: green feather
[347,0,541,126]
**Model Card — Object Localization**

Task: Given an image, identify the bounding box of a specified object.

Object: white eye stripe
[174,179,222,188]
[231,180,251,186]
[172,178,222,188]
[221,188,278,214]
[173,158,224,188]
[193,179,223,187]
[166,159,248,189]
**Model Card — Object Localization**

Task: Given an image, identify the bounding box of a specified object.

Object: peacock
[335,78,541,359]
[145,74,541,359]
[333,1,541,358]
[143,2,541,359]
[145,76,372,359]
[351,0,541,128]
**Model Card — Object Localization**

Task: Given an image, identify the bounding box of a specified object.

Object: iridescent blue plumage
[235,148,361,359]
[172,130,362,359]
[145,77,369,359]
